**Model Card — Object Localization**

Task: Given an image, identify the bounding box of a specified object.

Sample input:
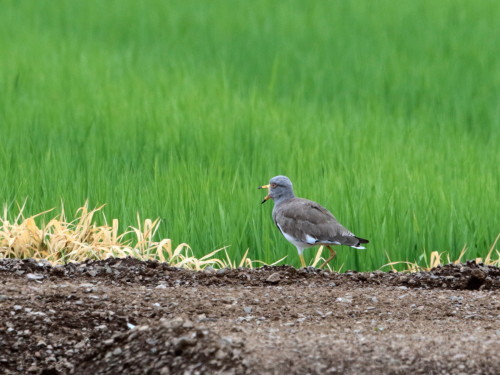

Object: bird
[259,175,368,269]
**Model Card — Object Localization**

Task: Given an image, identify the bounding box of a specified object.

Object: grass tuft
[0,202,226,270]
[382,234,500,272]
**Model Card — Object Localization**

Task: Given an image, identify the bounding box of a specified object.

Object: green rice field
[0,0,498,270]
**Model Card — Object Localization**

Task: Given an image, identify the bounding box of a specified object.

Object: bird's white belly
[281,231,315,250]
[276,223,316,251]
[277,224,342,252]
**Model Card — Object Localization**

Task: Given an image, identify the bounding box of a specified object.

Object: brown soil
[0,257,499,375]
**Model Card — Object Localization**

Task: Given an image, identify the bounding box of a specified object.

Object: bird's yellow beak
[258,184,271,204]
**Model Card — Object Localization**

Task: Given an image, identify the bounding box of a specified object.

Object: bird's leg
[299,253,306,268]
[319,245,336,269]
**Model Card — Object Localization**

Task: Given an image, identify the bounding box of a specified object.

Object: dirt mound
[74,317,250,375]
[1,257,498,290]
[0,258,498,375]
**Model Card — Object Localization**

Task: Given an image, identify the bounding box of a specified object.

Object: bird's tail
[356,237,369,244]
[352,236,369,249]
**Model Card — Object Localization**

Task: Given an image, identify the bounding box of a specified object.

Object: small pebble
[26,273,44,280]
[265,272,281,284]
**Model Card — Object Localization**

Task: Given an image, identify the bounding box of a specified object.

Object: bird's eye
[270,183,277,188]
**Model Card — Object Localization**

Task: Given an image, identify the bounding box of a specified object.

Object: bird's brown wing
[273,198,360,246]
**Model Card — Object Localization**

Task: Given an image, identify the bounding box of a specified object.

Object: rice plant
[0,0,498,270]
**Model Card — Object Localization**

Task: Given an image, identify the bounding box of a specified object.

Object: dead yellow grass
[2,203,498,272]
[382,233,500,272]
[0,202,277,270]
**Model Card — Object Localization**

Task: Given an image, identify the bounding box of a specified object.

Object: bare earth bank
[0,258,498,375]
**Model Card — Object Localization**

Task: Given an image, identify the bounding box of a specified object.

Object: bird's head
[258,175,295,204]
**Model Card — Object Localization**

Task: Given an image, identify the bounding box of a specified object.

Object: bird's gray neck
[273,192,295,206]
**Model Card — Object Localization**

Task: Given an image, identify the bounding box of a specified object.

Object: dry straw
[0,202,279,270]
[382,233,500,272]
[1,202,497,271]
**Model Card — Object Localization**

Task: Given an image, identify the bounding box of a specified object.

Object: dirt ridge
[1,257,498,290]
[0,258,498,374]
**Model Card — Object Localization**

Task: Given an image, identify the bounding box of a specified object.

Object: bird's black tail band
[355,237,369,246]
